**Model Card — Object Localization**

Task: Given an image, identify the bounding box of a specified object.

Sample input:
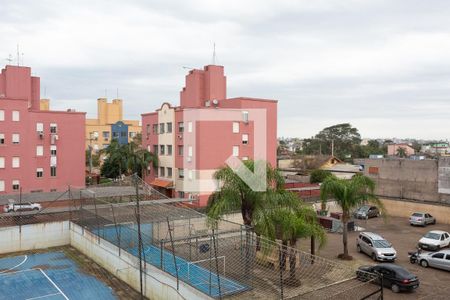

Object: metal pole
[134,174,144,300]
[212,229,222,299]
[167,217,179,290]
[160,240,164,270]
[110,204,121,256]
[380,274,384,300]
[279,245,284,300]
[209,235,212,296]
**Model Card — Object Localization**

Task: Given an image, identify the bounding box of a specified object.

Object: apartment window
[51,166,57,177]
[147,145,151,152]
[146,124,151,135]
[102,144,108,149]
[152,124,158,134]
[129,132,136,138]
[36,122,44,132]
[178,191,185,198]
[242,156,249,161]
[232,146,239,157]
[188,146,193,157]
[167,145,172,156]
[36,145,44,156]
[159,167,165,177]
[188,122,193,133]
[0,110,4,121]
[12,133,20,144]
[178,168,184,179]
[188,170,193,180]
[0,157,4,168]
[36,168,44,178]
[50,123,57,133]
[167,122,172,133]
[112,132,119,138]
[0,181,4,192]
[160,145,165,155]
[12,157,20,168]
[120,131,127,138]
[178,145,184,156]
[167,167,172,178]
[242,134,249,145]
[103,131,110,140]
[153,145,158,154]
[0,133,4,144]
[12,180,20,190]
[178,122,184,133]
[12,110,20,121]
[232,122,239,133]
[50,145,57,156]
[159,123,165,134]
[242,111,249,123]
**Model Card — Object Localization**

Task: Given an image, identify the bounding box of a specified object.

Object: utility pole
[331,139,334,156]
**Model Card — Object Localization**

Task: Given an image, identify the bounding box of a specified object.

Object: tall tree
[396,147,407,158]
[320,175,382,260]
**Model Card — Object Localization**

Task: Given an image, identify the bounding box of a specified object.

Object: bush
[310,169,333,183]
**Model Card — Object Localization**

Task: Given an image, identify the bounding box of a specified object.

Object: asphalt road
[298,216,450,299]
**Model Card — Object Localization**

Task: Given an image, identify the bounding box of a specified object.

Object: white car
[356,232,397,262]
[418,230,450,251]
[417,249,450,271]
[3,202,42,213]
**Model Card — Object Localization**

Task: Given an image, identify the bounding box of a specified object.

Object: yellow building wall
[40,99,50,110]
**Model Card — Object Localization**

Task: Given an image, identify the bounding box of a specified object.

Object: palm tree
[206,160,288,228]
[255,197,326,285]
[320,175,382,260]
[396,147,407,158]
[125,139,158,178]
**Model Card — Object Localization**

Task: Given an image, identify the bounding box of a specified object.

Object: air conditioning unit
[188,194,198,201]
[205,100,211,107]
[38,131,44,139]
[243,111,249,124]
[212,99,219,107]
[50,134,59,144]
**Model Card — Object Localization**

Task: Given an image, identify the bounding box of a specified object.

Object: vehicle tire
[391,284,400,293]
[432,220,436,225]
[357,245,361,253]
[420,260,429,267]
[33,207,39,211]
[372,253,377,261]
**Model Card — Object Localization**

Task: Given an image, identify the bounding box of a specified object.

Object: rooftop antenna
[212,42,216,65]
[182,66,195,70]
[5,54,13,64]
[16,44,20,66]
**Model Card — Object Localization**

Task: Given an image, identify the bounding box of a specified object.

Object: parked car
[3,202,42,213]
[409,212,436,226]
[357,232,397,261]
[354,205,380,219]
[418,230,450,251]
[356,264,419,293]
[417,249,450,271]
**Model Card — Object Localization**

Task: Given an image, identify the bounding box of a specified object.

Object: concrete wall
[355,158,450,204]
[0,221,70,254]
[70,223,209,300]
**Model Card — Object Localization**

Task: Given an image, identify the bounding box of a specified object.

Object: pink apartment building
[142,65,277,207]
[387,143,415,157]
[0,65,85,194]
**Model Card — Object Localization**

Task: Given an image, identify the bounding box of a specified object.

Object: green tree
[396,147,407,158]
[320,175,382,260]
[309,169,333,183]
[255,200,326,284]
[85,149,100,168]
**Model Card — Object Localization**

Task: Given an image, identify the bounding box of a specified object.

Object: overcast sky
[1,0,450,140]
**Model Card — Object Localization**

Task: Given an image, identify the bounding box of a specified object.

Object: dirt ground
[297,215,450,300]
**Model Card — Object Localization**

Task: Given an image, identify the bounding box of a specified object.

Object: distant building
[0,65,85,194]
[85,98,141,151]
[142,65,277,206]
[421,143,450,156]
[387,144,415,157]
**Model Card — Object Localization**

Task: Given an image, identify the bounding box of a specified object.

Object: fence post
[212,229,222,299]
[279,245,284,300]
[110,204,121,256]
[160,239,164,270]
[380,274,384,300]
[167,217,179,290]
[93,194,101,244]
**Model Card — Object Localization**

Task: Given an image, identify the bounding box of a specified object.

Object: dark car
[354,205,380,219]
[356,264,419,293]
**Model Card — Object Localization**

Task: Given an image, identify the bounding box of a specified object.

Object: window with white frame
[242,156,249,160]
[0,180,4,192]
[50,123,57,133]
[188,121,192,133]
[178,168,184,179]
[188,146,193,157]
[242,134,249,144]
[160,145,165,155]
[0,134,4,144]
[0,157,4,168]
[167,145,172,156]
[178,145,184,156]
[188,170,193,180]
[178,122,184,133]
[36,122,44,132]
[0,110,4,121]
[167,122,172,133]
[167,167,172,178]
[232,146,239,157]
[159,167,165,177]
[12,157,20,168]
[50,145,57,156]
[12,110,20,121]
[36,145,44,156]
[242,111,249,123]
[36,168,44,178]
[12,180,20,190]
[51,166,57,177]
[147,145,151,152]
[233,122,239,133]
[159,123,165,134]
[12,133,20,144]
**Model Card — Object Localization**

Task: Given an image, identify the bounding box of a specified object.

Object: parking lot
[299,215,450,299]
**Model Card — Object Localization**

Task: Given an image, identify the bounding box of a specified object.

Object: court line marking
[38,268,69,300]
[0,255,28,274]
[26,292,61,300]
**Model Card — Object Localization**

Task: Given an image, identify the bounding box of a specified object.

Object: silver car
[357,232,397,262]
[409,212,436,226]
[418,249,450,271]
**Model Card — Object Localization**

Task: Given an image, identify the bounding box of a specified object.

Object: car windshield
[412,213,423,217]
[373,240,391,248]
[424,232,440,240]
[358,206,369,212]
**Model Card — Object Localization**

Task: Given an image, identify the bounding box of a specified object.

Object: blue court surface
[96,224,248,298]
[0,252,117,300]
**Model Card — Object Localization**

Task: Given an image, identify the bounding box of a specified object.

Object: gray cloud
[1,0,450,139]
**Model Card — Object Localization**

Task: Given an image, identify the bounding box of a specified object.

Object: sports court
[0,251,118,300]
[96,224,248,298]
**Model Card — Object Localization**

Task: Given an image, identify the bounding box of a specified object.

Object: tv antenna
[182,66,195,70]
[5,54,13,64]
[212,42,217,65]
